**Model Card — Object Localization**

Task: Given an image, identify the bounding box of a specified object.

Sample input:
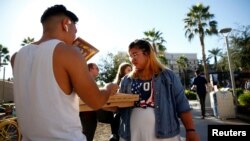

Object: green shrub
[185,90,197,100]
[238,91,250,106]
[235,88,244,98]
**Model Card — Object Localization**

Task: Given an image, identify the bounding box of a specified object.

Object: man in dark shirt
[80,63,100,141]
[191,70,208,119]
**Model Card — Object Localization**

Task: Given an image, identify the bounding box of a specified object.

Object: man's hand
[191,85,196,92]
[105,83,119,96]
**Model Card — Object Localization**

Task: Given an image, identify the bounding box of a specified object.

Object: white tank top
[13,39,85,141]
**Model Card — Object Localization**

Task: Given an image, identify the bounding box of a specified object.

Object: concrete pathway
[179,100,249,141]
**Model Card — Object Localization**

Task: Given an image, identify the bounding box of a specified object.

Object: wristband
[186,129,196,132]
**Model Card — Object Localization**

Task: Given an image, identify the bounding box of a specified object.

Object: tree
[217,56,228,72]
[144,28,168,65]
[208,47,223,71]
[184,3,218,81]
[230,25,250,71]
[97,51,130,84]
[0,44,10,67]
[21,37,35,46]
[176,55,189,88]
[0,44,9,82]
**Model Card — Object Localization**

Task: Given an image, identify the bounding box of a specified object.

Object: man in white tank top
[11,5,118,141]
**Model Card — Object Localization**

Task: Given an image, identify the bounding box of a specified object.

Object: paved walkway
[179,100,250,141]
[93,100,249,141]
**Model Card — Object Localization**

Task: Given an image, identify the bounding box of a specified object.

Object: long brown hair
[113,62,132,85]
[128,39,165,79]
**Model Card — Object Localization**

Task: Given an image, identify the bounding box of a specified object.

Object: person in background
[245,79,250,90]
[109,62,132,141]
[191,70,208,119]
[11,5,118,141]
[118,39,200,141]
[113,62,132,85]
[95,62,132,141]
[80,63,100,141]
[226,80,232,88]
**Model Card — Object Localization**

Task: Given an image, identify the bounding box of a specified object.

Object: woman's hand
[186,131,200,141]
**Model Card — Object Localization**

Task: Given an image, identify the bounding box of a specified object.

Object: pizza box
[73,37,99,61]
[79,93,139,111]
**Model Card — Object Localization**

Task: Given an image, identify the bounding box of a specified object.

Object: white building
[165,52,198,76]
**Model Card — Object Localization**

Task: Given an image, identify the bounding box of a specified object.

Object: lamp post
[219,28,237,106]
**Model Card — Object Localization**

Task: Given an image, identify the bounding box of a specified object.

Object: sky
[0,0,249,79]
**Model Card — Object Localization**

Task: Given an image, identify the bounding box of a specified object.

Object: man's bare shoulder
[55,42,82,56]
[54,42,86,68]
[53,42,88,94]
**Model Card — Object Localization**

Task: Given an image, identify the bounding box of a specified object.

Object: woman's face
[129,47,148,71]
[124,66,132,74]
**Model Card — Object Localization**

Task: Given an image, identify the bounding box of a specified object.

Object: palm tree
[184,3,218,81]
[217,56,228,72]
[0,44,10,67]
[144,28,168,65]
[176,55,189,88]
[230,25,250,71]
[208,47,222,71]
[21,37,35,46]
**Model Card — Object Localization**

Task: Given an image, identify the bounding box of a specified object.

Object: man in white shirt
[11,5,118,141]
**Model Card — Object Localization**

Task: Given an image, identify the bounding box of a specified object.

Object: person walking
[245,79,250,90]
[191,70,208,119]
[11,5,118,141]
[118,39,200,141]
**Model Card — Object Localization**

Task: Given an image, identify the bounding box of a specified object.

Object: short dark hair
[87,63,97,70]
[195,70,201,75]
[128,39,152,54]
[41,5,78,23]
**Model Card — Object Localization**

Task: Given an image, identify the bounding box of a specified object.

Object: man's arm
[191,77,196,91]
[10,52,17,70]
[54,43,118,110]
[191,85,196,91]
[205,78,209,92]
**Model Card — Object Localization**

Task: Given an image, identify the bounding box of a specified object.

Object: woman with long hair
[97,62,132,141]
[113,62,132,85]
[118,39,200,141]
[109,62,132,141]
